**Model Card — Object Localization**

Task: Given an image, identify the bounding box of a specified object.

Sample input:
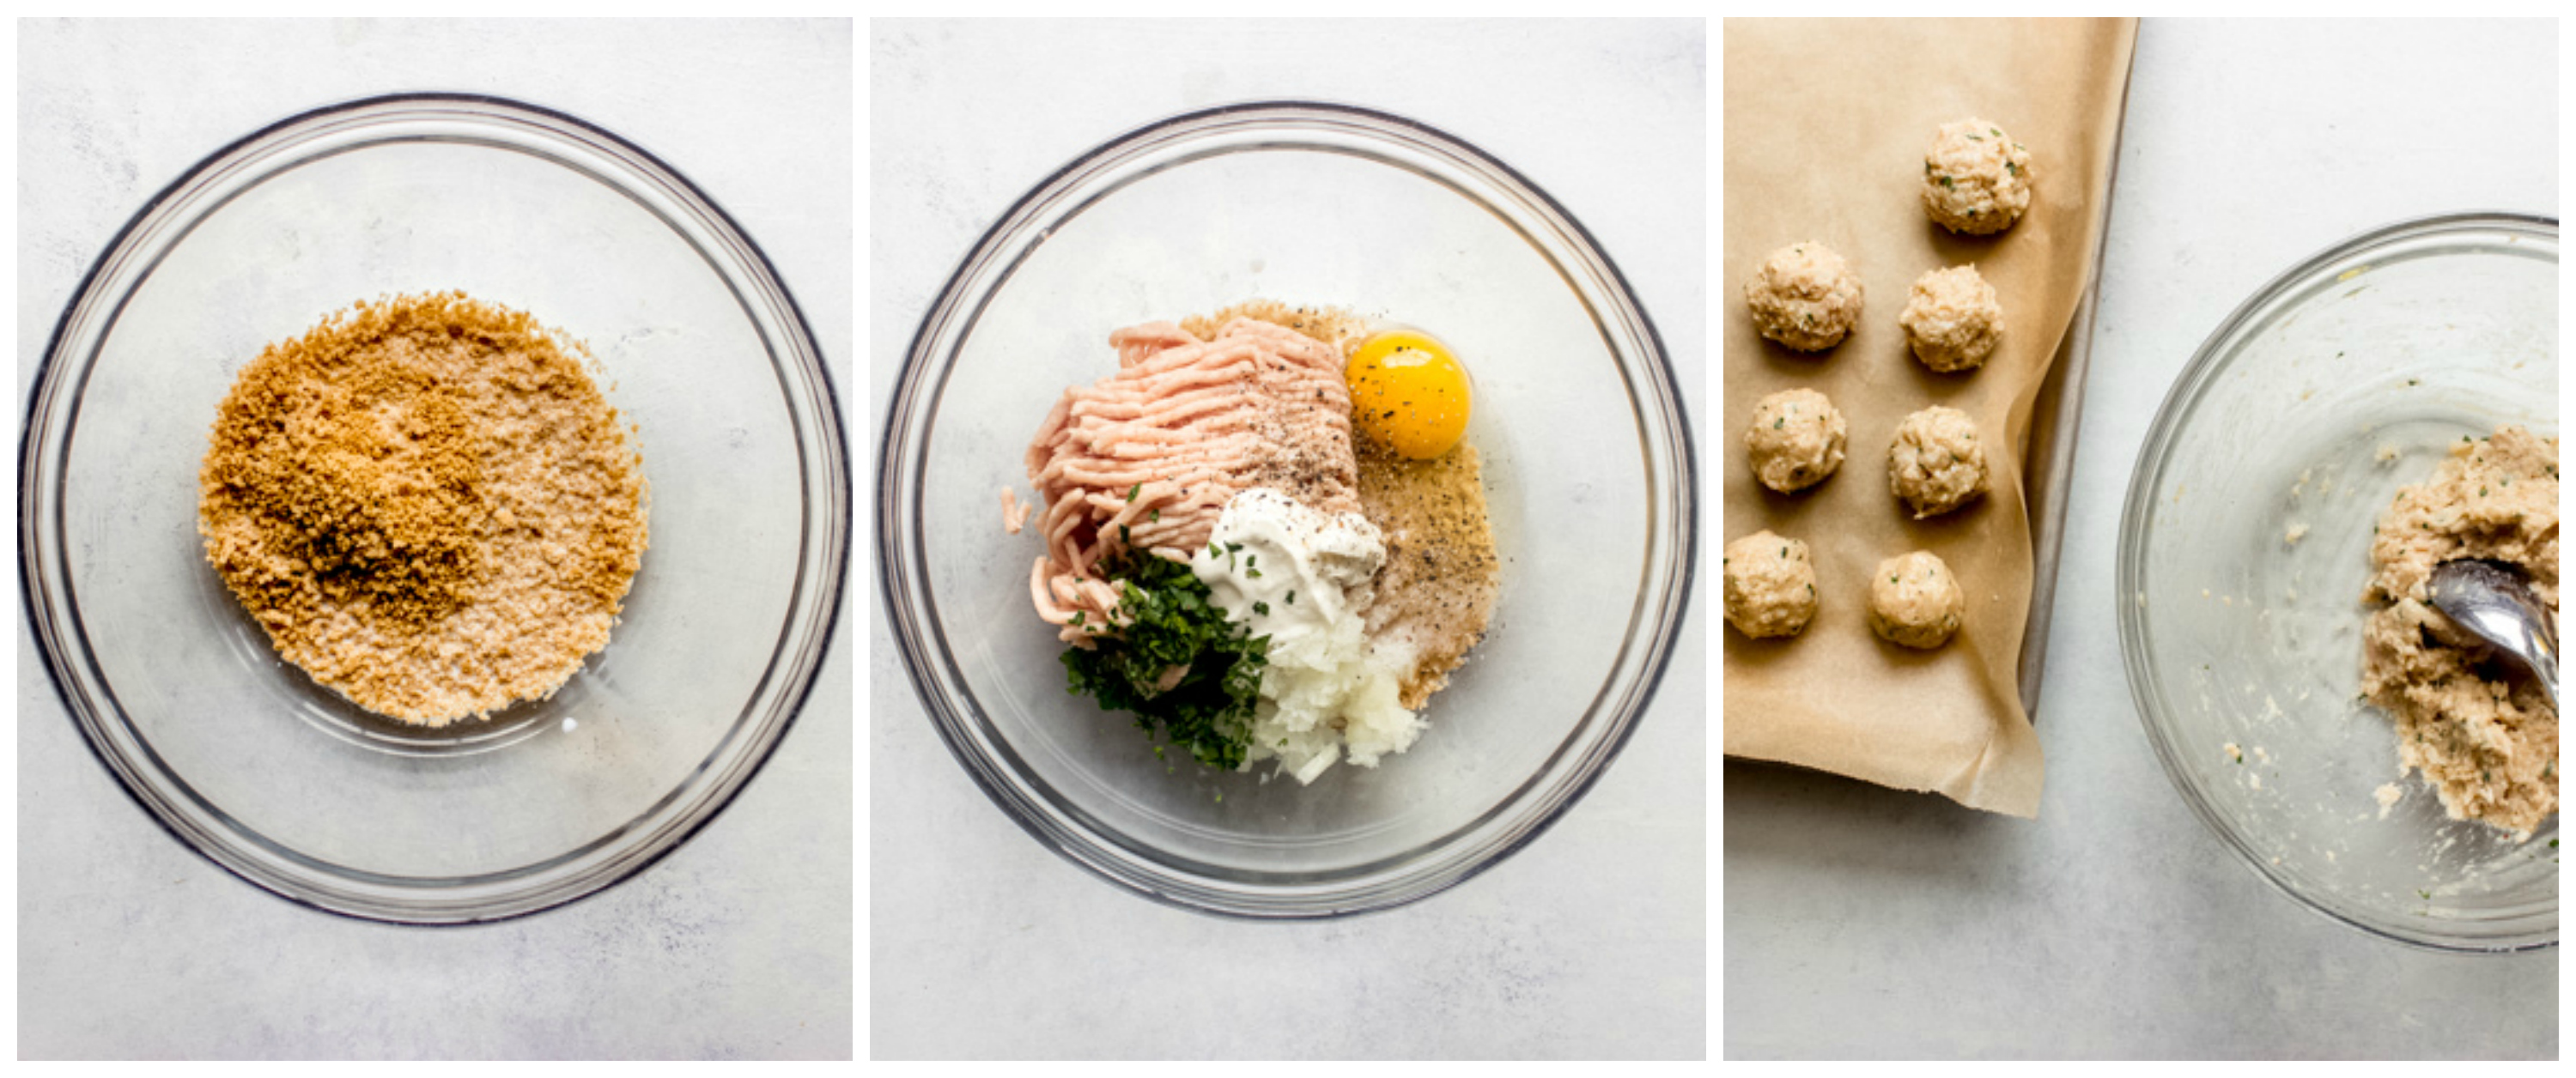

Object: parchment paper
[1722,18,2136,817]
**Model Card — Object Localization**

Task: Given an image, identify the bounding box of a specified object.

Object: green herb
[1127,483,1141,503]
[1253,601,1270,616]
[1246,568,1262,578]
[1060,550,1268,771]
[1939,175,1954,189]
[1990,127,2002,136]
[1150,509,1161,522]
[1775,417,1785,429]
[1285,590,1296,605]
[1966,133,1984,142]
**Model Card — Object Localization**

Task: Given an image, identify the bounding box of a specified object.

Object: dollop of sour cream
[1192,488,1382,636]
[1192,488,1419,783]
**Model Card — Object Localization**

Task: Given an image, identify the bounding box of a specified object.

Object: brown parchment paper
[1722,18,2136,817]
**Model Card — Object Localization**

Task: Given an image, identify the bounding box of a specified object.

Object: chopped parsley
[1061,549,1267,771]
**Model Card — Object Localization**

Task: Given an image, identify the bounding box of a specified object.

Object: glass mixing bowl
[21,94,848,924]
[2119,213,2556,952]
[879,102,1696,918]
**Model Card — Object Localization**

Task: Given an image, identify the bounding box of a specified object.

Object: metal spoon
[2427,559,2558,711]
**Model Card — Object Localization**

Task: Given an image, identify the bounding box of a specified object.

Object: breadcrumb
[197,292,647,725]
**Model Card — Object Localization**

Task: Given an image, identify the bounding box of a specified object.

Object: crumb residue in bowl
[197,291,647,726]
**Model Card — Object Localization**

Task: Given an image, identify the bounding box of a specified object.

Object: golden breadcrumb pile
[197,291,646,725]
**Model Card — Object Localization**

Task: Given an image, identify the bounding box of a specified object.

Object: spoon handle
[2535,609,2558,713]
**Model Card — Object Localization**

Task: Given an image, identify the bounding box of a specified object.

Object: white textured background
[1724,19,2558,1059]
[868,19,1708,1060]
[16,20,854,1059]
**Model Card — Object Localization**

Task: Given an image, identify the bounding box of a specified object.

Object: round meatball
[1899,264,2004,372]
[1724,530,1817,640]
[1745,242,1863,352]
[1887,405,1990,518]
[1746,388,1847,494]
[1869,551,1965,649]
[1922,119,2033,235]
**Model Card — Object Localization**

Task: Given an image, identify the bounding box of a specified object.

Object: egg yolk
[1346,330,1473,460]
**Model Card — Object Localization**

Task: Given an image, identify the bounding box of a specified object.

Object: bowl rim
[877,99,1698,919]
[18,90,850,926]
[2116,209,2558,954]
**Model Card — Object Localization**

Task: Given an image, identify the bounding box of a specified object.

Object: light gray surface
[16,20,853,1059]
[869,19,1707,1060]
[1723,19,2557,1059]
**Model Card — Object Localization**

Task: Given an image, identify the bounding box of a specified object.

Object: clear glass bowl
[20,94,849,924]
[878,102,1696,918]
[2118,213,2556,952]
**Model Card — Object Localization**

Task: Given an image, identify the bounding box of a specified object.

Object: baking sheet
[1721,18,2137,817]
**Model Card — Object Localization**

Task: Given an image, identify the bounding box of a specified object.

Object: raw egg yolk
[1346,330,1472,460]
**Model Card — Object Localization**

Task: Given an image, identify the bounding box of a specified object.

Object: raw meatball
[1899,264,2004,372]
[1922,118,2034,235]
[1887,405,1990,518]
[1869,551,1965,649]
[1745,242,1863,352]
[1746,388,1847,494]
[1724,530,1817,639]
